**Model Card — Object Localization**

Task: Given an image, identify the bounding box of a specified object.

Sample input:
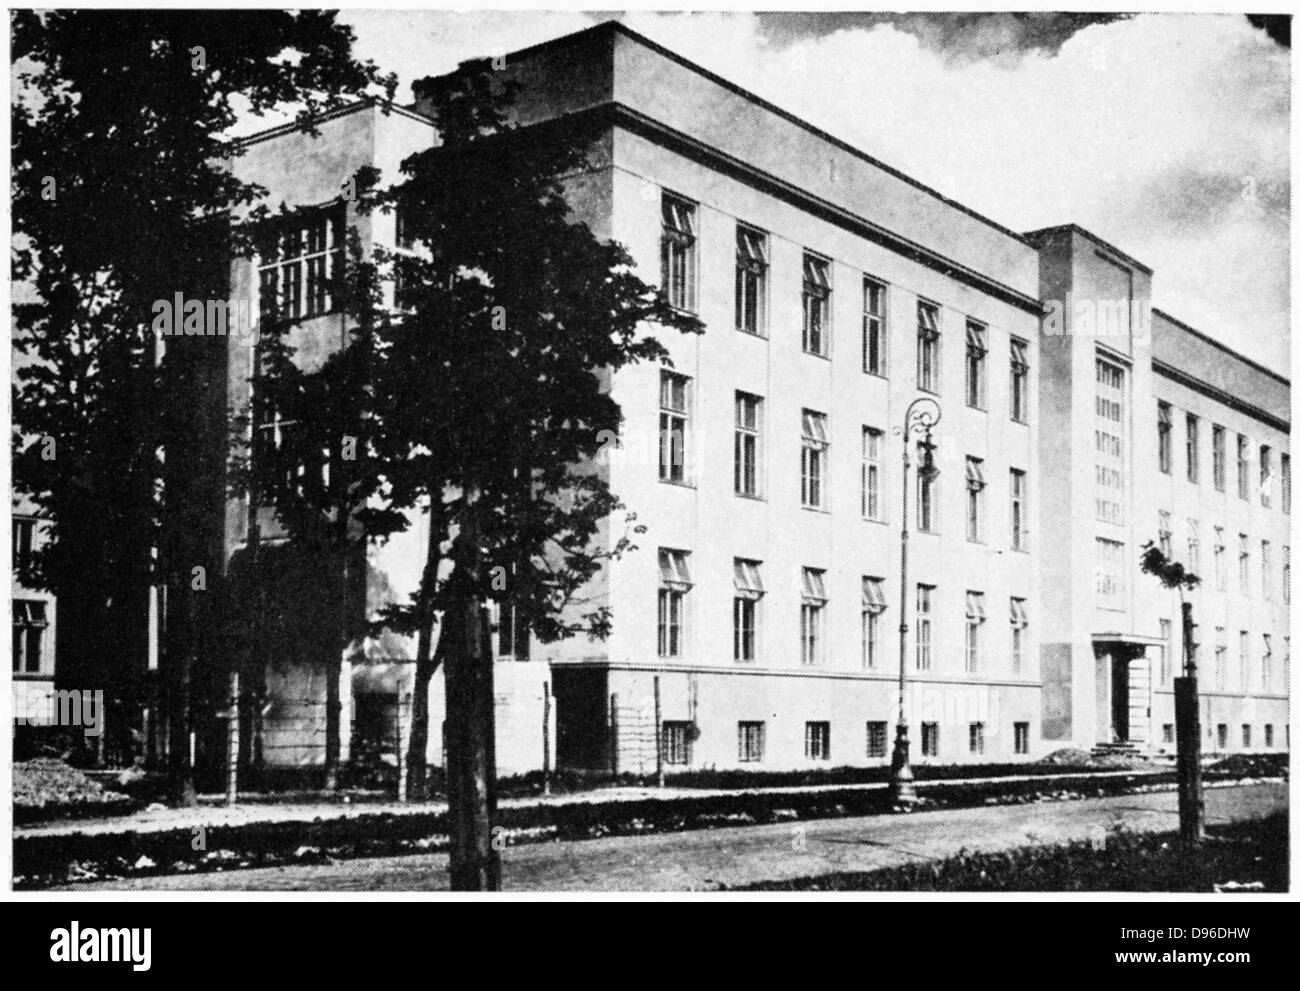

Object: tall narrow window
[862,427,883,520]
[660,193,697,312]
[801,410,829,510]
[738,722,765,763]
[733,558,763,663]
[1010,337,1029,423]
[13,519,34,575]
[658,371,690,484]
[1239,630,1250,691]
[921,722,939,757]
[1158,510,1172,557]
[1260,444,1272,507]
[862,577,886,669]
[257,204,345,323]
[1010,598,1028,675]
[1186,518,1200,574]
[917,438,939,534]
[734,224,767,335]
[1237,434,1250,500]
[866,721,889,759]
[734,392,762,498]
[969,722,985,756]
[1239,534,1250,595]
[1010,468,1027,551]
[965,319,987,409]
[801,253,831,357]
[12,600,47,673]
[1185,413,1199,484]
[657,549,691,658]
[965,591,985,673]
[863,278,887,376]
[804,721,831,760]
[1262,634,1273,692]
[1261,540,1272,600]
[1212,424,1226,491]
[801,568,828,666]
[1095,358,1125,524]
[1157,402,1172,474]
[1096,537,1125,608]
[965,456,986,542]
[917,300,941,392]
[1215,628,1227,689]
[916,584,934,671]
[1214,527,1226,591]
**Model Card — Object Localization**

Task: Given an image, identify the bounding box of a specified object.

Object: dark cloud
[756,12,1132,62]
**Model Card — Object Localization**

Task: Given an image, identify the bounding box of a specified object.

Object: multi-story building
[11,497,57,726]
[217,21,1287,776]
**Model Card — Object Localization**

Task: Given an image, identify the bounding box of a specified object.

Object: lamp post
[891,396,941,805]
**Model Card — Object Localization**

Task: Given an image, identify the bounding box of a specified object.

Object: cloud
[336,11,1289,372]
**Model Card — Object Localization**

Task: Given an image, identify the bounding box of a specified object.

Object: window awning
[802,567,827,603]
[1010,598,1028,627]
[737,227,767,266]
[662,196,695,236]
[734,558,764,598]
[1010,338,1029,371]
[918,302,940,337]
[965,457,986,489]
[965,591,986,620]
[14,601,47,625]
[862,577,886,613]
[965,322,987,352]
[659,549,691,588]
[803,254,830,290]
[802,410,828,446]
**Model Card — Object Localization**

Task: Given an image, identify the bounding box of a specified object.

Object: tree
[11,10,391,800]
[267,62,700,887]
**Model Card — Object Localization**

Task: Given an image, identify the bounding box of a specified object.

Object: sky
[331,10,1290,374]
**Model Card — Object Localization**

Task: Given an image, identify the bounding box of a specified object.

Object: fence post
[654,675,664,788]
[396,691,409,803]
[542,681,552,796]
[225,671,239,805]
[608,692,619,777]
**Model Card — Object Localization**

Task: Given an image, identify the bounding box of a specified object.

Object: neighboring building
[216,22,1287,775]
[12,498,57,725]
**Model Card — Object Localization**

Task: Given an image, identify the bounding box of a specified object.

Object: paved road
[52,782,1284,892]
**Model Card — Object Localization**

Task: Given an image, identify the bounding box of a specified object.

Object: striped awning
[1010,598,1028,627]
[802,567,828,603]
[734,558,764,598]
[802,410,828,446]
[862,577,886,614]
[966,457,986,488]
[965,591,986,620]
[737,226,767,266]
[659,548,692,588]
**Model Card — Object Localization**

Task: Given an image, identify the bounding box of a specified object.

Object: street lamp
[891,396,941,805]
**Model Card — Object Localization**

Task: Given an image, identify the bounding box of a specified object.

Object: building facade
[217,22,1288,776]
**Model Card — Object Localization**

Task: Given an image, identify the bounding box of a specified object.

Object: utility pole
[1174,599,1204,844]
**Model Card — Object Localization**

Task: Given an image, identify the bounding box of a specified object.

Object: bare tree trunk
[404,497,446,801]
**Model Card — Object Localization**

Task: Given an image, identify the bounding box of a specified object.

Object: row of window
[1156,514,1290,604]
[1157,401,1290,512]
[660,550,1030,673]
[661,192,1031,420]
[1155,619,1289,694]
[1161,722,1284,751]
[662,718,1033,764]
[664,374,1030,544]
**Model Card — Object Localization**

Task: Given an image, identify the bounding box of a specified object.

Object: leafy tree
[11,10,391,800]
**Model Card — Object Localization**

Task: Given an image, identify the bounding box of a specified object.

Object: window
[1214,628,1227,690]
[862,577,886,669]
[862,427,884,520]
[657,549,691,658]
[801,410,829,510]
[863,278,888,376]
[805,721,831,761]
[1157,510,1172,557]
[12,600,47,673]
[1212,424,1226,491]
[1239,534,1250,595]
[1010,337,1030,423]
[916,584,934,671]
[965,457,986,543]
[965,320,987,409]
[1010,469,1027,551]
[1261,540,1272,600]
[1157,402,1172,473]
[1095,359,1126,523]
[257,204,345,323]
[1239,630,1250,692]
[921,722,939,758]
[1260,444,1272,507]
[1185,414,1199,484]
[917,300,941,392]
[1283,453,1291,514]
[1186,518,1200,574]
[1159,618,1173,684]
[1014,722,1030,755]
[800,568,828,666]
[733,558,763,663]
[1216,724,1228,751]
[1163,724,1174,745]
[738,721,765,763]
[735,224,767,335]
[1262,634,1273,692]
[965,591,985,673]
[734,392,762,497]
[801,253,831,357]
[1265,724,1275,748]
[13,519,34,575]
[1242,724,1252,749]
[1214,527,1226,592]
[662,721,690,765]
[1237,434,1250,500]
[969,722,985,755]
[658,371,690,484]
[1011,598,1028,675]
[917,438,939,534]
[660,193,697,312]
[867,721,889,759]
[1096,538,1125,607]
